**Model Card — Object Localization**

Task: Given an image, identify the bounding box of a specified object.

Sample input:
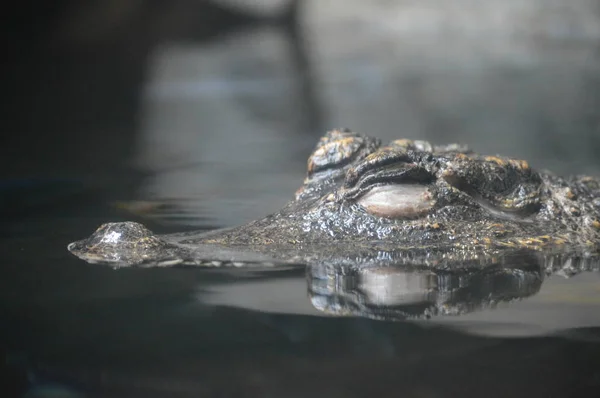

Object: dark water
[3,1,600,397]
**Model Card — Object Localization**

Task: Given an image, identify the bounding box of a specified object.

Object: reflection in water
[195,246,600,331]
[307,250,600,321]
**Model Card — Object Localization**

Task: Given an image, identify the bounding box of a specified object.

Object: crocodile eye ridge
[306,128,380,178]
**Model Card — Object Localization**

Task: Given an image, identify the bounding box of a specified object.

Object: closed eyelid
[356,184,435,219]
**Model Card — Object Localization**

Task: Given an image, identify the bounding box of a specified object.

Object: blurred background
[2,0,600,230]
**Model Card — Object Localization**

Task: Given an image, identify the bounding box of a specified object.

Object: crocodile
[68,128,600,269]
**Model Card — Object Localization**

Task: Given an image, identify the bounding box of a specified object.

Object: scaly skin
[68,129,600,268]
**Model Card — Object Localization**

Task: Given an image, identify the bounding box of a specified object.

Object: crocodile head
[68,129,600,267]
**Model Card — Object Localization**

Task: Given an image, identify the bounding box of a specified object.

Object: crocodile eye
[357,184,434,219]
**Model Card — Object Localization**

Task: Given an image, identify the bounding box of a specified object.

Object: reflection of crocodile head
[308,250,600,320]
[308,250,546,320]
[68,129,600,267]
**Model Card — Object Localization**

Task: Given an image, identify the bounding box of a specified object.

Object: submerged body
[68,129,600,268]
